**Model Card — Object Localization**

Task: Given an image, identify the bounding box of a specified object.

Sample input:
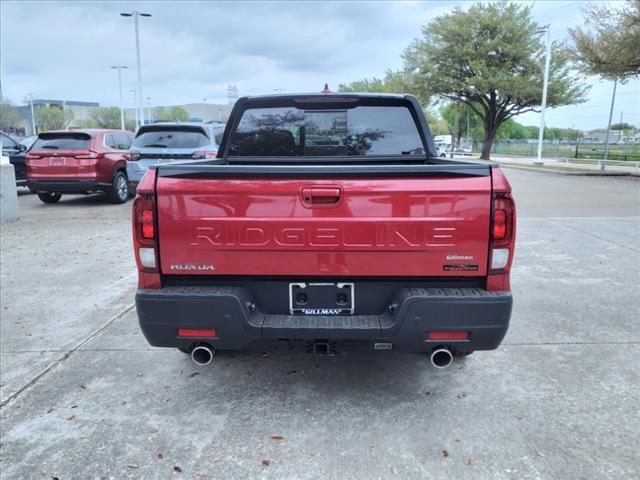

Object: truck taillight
[141,210,154,239]
[134,194,155,244]
[493,209,506,240]
[133,193,158,272]
[490,193,515,272]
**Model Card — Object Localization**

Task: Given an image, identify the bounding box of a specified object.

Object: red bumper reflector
[178,328,216,338]
[428,331,469,340]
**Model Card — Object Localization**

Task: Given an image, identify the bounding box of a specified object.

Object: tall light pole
[27,93,36,134]
[120,11,151,132]
[535,26,551,166]
[601,79,618,170]
[130,89,138,129]
[110,65,128,130]
[146,97,152,124]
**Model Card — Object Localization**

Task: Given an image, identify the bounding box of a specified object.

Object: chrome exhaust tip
[430,348,453,369]
[191,345,214,366]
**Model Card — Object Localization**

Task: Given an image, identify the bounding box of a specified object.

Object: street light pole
[146,97,152,124]
[110,65,128,130]
[120,11,151,131]
[27,93,36,134]
[601,78,618,170]
[130,89,138,129]
[535,27,551,166]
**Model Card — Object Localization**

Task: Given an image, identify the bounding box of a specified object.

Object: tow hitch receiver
[310,341,335,356]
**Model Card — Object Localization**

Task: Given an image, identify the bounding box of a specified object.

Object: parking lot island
[0,162,19,222]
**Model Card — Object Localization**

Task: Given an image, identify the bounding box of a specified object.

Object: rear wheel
[37,192,62,204]
[108,171,129,204]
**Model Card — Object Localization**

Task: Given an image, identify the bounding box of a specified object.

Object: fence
[489,141,640,162]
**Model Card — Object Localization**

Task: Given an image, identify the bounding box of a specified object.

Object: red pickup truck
[133,93,515,368]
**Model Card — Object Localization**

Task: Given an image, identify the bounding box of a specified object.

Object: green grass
[500,164,632,175]
[491,142,640,161]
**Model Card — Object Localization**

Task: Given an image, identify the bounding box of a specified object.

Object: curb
[497,164,634,177]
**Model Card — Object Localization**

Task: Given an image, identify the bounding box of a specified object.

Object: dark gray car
[1,132,28,185]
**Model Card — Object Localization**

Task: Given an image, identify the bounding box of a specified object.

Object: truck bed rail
[155,162,492,178]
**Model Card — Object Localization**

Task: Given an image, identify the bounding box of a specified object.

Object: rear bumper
[136,286,512,353]
[126,161,149,184]
[28,179,111,193]
[127,159,196,190]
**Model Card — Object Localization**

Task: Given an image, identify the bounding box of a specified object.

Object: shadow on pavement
[30,193,133,207]
[179,348,462,406]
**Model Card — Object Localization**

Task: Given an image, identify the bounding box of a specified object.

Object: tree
[35,106,74,131]
[153,106,189,122]
[125,119,137,132]
[610,122,635,131]
[570,1,639,165]
[339,75,452,134]
[496,119,527,141]
[0,96,23,133]
[440,103,482,144]
[569,0,640,80]
[74,118,97,129]
[89,107,122,129]
[338,70,425,102]
[564,128,584,142]
[442,104,535,143]
[524,125,539,139]
[403,2,587,159]
[424,110,449,136]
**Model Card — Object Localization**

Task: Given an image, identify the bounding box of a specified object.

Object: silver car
[127,122,225,191]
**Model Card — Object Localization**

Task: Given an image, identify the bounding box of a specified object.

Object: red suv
[26,129,134,204]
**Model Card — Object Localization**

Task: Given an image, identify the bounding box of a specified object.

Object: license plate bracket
[289,282,354,315]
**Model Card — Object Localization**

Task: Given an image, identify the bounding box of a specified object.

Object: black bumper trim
[136,286,512,353]
[28,180,112,193]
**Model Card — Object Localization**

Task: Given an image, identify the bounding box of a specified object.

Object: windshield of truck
[32,132,92,150]
[133,127,209,149]
[228,106,424,156]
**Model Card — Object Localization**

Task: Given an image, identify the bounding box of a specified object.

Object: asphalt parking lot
[1,169,639,479]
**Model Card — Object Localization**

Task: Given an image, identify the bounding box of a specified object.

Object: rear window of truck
[32,133,92,150]
[133,127,209,149]
[228,106,424,156]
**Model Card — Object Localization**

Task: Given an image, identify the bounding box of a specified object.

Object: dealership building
[14,99,232,136]
[123,102,233,125]
[14,99,99,136]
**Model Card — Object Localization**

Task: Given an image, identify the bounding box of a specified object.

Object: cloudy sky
[1,0,638,130]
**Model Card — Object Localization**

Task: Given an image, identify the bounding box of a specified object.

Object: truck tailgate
[155,170,491,277]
